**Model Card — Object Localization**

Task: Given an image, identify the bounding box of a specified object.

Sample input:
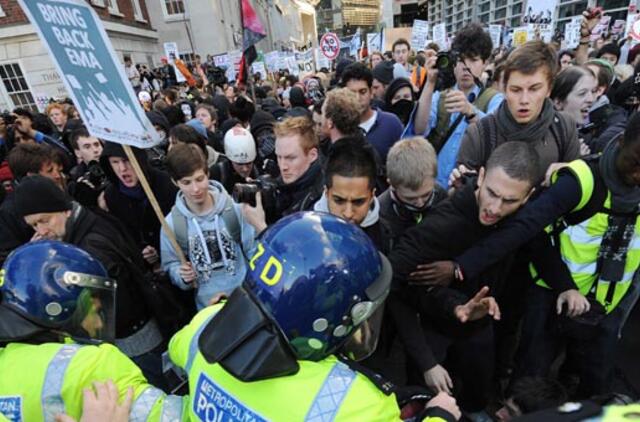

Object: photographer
[210,126,261,194]
[67,128,107,207]
[406,23,504,188]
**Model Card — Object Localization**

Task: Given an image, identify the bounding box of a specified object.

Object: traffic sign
[320,32,340,60]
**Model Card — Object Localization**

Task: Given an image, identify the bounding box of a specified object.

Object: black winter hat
[372,61,395,85]
[14,175,72,217]
[384,77,414,107]
[146,110,171,133]
[289,87,307,108]
[250,110,275,137]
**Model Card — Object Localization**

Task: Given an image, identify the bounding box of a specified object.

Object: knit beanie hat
[372,61,394,85]
[14,175,72,217]
[250,110,275,137]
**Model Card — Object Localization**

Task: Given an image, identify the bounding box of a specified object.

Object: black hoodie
[99,142,177,251]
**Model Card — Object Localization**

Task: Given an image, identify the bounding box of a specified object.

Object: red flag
[238,0,266,85]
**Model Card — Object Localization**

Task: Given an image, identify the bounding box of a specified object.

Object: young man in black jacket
[13,175,166,388]
[388,142,540,417]
[379,136,447,241]
[100,142,177,267]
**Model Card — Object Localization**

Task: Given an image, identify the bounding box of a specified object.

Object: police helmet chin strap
[198,287,300,382]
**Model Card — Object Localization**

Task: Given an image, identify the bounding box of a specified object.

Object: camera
[232,175,278,208]
[1,112,15,125]
[84,160,108,191]
[434,51,458,91]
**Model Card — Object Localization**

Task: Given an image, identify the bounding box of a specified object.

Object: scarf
[495,97,555,143]
[595,141,640,290]
[118,181,146,201]
[599,140,640,214]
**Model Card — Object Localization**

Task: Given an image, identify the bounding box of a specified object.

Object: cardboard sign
[367,32,383,53]
[320,32,340,60]
[564,16,583,49]
[522,0,557,25]
[513,26,529,46]
[163,42,186,83]
[489,24,502,48]
[591,15,611,41]
[432,23,448,50]
[626,12,640,41]
[251,61,267,78]
[264,51,280,72]
[213,53,229,68]
[411,20,430,51]
[18,0,160,147]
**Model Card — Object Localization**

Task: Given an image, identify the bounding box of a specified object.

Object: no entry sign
[320,32,340,60]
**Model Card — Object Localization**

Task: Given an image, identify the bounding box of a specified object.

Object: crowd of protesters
[3,6,640,421]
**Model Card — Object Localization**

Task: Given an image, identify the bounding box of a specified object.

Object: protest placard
[411,20,430,51]
[513,26,529,46]
[489,25,502,48]
[18,0,160,148]
[252,62,267,78]
[163,42,186,84]
[564,16,583,49]
[626,11,640,41]
[213,53,230,68]
[432,23,447,50]
[367,32,383,53]
[591,15,611,41]
[522,0,557,25]
[264,51,280,72]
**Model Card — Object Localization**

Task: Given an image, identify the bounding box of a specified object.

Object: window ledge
[135,16,147,23]
[109,9,125,17]
[164,14,186,22]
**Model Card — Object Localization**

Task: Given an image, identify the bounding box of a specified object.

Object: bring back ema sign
[18,0,160,148]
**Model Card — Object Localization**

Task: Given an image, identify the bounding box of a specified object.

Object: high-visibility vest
[0,342,184,422]
[169,304,402,422]
[532,159,640,313]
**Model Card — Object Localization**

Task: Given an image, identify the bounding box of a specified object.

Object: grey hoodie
[160,180,255,309]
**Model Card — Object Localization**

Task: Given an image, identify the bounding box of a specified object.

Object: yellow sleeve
[168,303,223,369]
[61,344,159,420]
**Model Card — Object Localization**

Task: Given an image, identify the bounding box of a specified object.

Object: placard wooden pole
[122,144,187,264]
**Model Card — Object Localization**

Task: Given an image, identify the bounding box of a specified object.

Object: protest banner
[564,16,583,49]
[252,61,267,78]
[18,0,160,148]
[320,32,340,60]
[522,0,557,25]
[315,47,330,70]
[411,20,430,51]
[489,24,502,48]
[612,19,626,34]
[513,26,529,46]
[367,32,383,53]
[296,50,314,74]
[213,53,230,68]
[164,42,186,84]
[626,11,640,41]
[225,50,242,82]
[591,15,611,41]
[264,51,280,72]
[433,23,447,50]
[18,0,184,261]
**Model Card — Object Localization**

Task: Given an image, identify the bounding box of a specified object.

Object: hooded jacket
[313,193,392,255]
[100,142,178,251]
[160,181,256,309]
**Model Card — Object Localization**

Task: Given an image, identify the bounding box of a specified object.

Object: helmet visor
[339,303,385,361]
[60,271,116,343]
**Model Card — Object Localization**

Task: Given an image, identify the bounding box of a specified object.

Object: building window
[0,4,5,17]
[495,0,507,8]
[107,0,122,15]
[164,0,185,15]
[597,0,628,9]
[480,12,490,23]
[511,16,521,27]
[91,0,106,7]
[131,0,145,21]
[495,7,506,19]
[512,2,522,14]
[480,2,490,12]
[0,63,37,112]
[180,53,195,67]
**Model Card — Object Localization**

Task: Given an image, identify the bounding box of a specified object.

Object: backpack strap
[428,89,452,153]
[549,113,568,161]
[170,191,242,256]
[475,114,498,169]
[473,87,498,113]
[220,191,241,246]
[170,205,189,254]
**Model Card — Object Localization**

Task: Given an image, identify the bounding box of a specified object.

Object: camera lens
[233,183,260,207]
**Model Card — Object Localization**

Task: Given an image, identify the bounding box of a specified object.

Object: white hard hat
[224,126,257,164]
[138,91,152,103]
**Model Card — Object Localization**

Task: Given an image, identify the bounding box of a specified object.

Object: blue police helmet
[244,211,392,361]
[0,241,117,342]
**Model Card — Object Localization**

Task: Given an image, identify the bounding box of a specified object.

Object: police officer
[0,241,184,422]
[167,211,461,422]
